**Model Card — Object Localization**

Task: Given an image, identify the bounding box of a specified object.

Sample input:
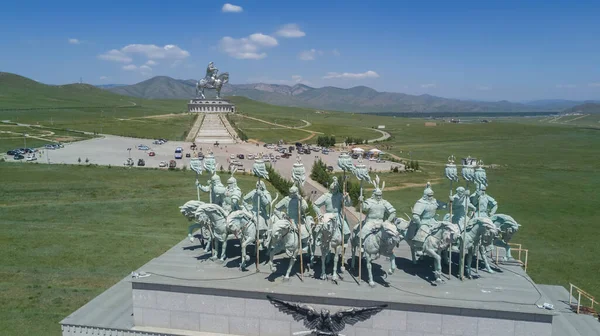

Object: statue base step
[188,98,236,113]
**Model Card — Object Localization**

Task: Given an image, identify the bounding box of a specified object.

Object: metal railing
[569,283,598,315]
[493,242,529,272]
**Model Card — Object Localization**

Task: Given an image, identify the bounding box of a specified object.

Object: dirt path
[295,132,316,143]
[362,178,444,191]
[237,115,321,135]
[369,128,391,142]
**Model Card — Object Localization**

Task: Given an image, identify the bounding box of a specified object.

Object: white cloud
[222,3,243,13]
[145,60,158,66]
[323,70,379,80]
[298,49,318,61]
[120,44,190,60]
[556,84,576,88]
[99,76,108,80]
[588,82,600,87]
[421,83,437,88]
[249,33,278,47]
[476,85,491,91]
[68,38,80,45]
[98,49,132,63]
[219,33,278,60]
[332,49,341,56]
[247,75,311,86]
[275,24,306,38]
[122,64,138,71]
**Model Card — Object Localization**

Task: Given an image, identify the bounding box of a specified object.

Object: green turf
[0,163,276,335]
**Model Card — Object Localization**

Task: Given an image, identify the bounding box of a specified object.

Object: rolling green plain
[1,72,599,334]
[0,163,276,335]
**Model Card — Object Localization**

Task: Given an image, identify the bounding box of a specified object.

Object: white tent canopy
[352,147,365,153]
[368,148,382,153]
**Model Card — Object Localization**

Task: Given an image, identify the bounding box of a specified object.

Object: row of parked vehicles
[6,147,41,161]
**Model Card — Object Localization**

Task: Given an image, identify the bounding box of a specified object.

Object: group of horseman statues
[180,154,520,286]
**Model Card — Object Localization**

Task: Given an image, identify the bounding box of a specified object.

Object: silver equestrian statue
[196,61,230,99]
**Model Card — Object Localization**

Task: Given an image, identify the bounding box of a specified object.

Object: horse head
[470,217,500,245]
[180,200,204,220]
[226,210,246,233]
[491,214,519,242]
[218,72,229,85]
[271,218,293,241]
[382,221,402,246]
[439,221,460,248]
[317,213,337,233]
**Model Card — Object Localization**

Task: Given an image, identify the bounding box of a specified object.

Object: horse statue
[351,221,402,287]
[196,72,229,99]
[397,218,460,284]
[180,200,212,252]
[226,209,265,270]
[267,217,300,281]
[478,214,520,273]
[194,203,232,262]
[456,217,500,279]
[313,213,351,282]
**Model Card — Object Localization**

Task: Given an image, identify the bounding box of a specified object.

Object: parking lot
[8,135,402,178]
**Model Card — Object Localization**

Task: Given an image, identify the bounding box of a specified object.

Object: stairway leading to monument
[195,113,236,144]
[538,285,600,336]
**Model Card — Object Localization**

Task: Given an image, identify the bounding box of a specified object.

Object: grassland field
[0,163,278,336]
[1,75,600,334]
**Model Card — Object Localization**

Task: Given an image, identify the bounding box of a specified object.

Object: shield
[204,154,217,175]
[353,162,371,183]
[190,158,203,175]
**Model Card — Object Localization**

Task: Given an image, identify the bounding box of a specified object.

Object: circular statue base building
[188,98,236,113]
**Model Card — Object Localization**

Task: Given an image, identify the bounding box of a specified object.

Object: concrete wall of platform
[131,288,553,336]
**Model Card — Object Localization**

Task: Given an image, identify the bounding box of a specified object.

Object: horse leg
[425,248,443,283]
[366,254,375,287]
[219,236,228,263]
[480,245,494,273]
[465,249,475,279]
[284,254,296,281]
[187,223,202,243]
[210,239,219,260]
[268,248,276,273]
[410,243,418,265]
[332,245,340,281]
[350,238,356,270]
[504,243,514,261]
[240,237,252,270]
[388,252,396,275]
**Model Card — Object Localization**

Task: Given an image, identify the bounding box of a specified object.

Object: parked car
[6,150,17,155]
[282,153,291,159]
[44,144,55,149]
[175,147,183,159]
[327,166,334,172]
[148,151,156,156]
[198,153,205,160]
[159,161,167,167]
[230,154,236,159]
[175,153,183,159]
[185,153,191,158]
[137,159,145,166]
[238,154,245,159]
[169,160,177,169]
[124,158,134,166]
[14,154,25,160]
[376,159,386,163]
[247,154,254,160]
[138,145,150,150]
[26,155,37,161]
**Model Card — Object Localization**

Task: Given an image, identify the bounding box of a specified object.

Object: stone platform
[188,99,236,113]
[61,235,562,336]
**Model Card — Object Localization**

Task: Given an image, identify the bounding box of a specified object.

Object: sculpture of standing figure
[406,183,438,243]
[356,179,396,240]
[274,186,309,240]
[197,174,226,206]
[222,176,242,213]
[243,180,272,245]
[470,184,498,218]
[449,186,476,229]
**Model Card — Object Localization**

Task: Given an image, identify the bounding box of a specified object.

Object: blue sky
[1,0,599,101]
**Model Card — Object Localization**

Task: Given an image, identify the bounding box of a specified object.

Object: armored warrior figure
[222,176,242,213]
[470,185,498,218]
[205,62,219,86]
[406,183,439,241]
[357,181,396,239]
[197,174,226,206]
[449,186,475,229]
[312,176,352,236]
[274,185,309,238]
[243,180,272,228]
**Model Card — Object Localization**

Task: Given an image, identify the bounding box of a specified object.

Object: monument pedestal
[188,99,236,113]
[61,236,556,336]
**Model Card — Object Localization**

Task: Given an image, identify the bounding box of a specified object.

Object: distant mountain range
[104,76,597,113]
[563,103,600,114]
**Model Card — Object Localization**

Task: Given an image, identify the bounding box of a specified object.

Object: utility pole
[23,133,27,148]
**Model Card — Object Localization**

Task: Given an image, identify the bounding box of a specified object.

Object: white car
[247,154,254,160]
[159,161,167,167]
[230,154,236,159]
[26,155,37,161]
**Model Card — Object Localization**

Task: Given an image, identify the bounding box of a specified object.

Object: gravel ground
[8,135,402,177]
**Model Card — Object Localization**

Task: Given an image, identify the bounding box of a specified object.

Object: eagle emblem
[267,295,387,336]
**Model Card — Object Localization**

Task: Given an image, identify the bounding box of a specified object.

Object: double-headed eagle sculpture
[267,295,386,336]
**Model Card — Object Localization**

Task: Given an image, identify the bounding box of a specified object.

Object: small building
[377,125,386,129]
[424,122,437,127]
